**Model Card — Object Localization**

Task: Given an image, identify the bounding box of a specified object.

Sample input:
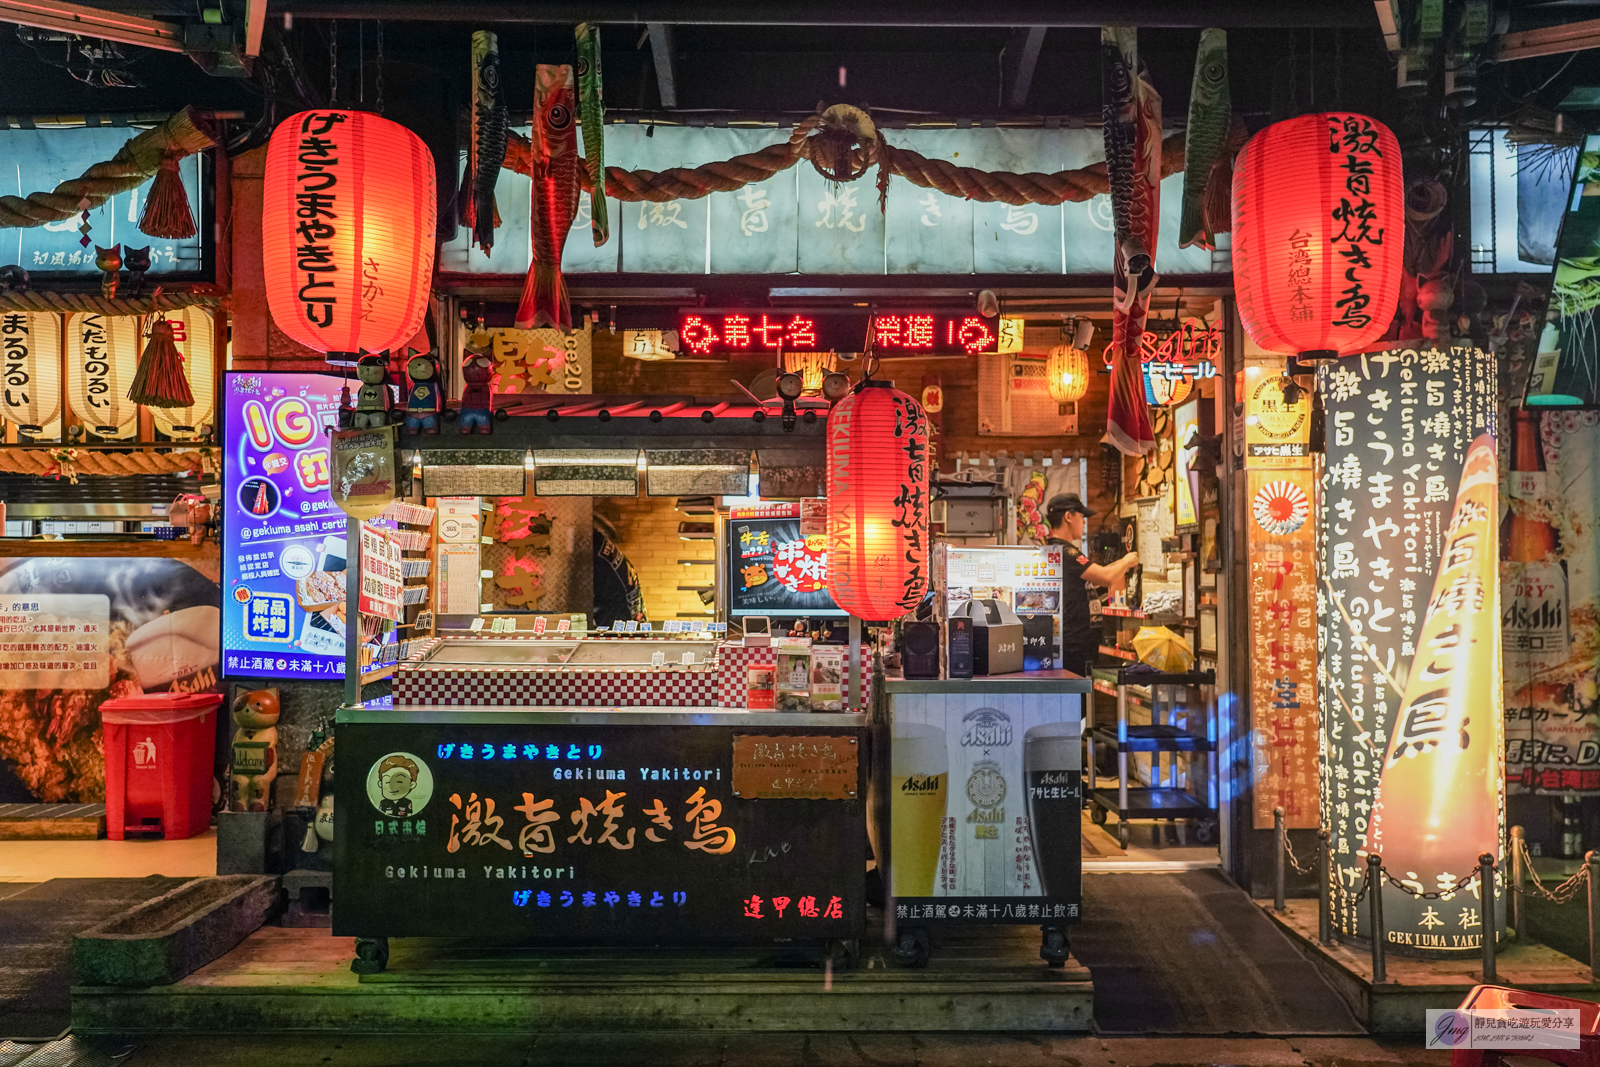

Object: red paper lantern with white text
[826,382,929,621]
[1231,112,1403,363]
[262,110,436,356]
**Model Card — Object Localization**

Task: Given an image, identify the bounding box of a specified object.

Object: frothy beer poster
[887,691,1081,924]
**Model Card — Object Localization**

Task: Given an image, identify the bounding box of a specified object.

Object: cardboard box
[951,599,1024,676]
[1020,614,1056,671]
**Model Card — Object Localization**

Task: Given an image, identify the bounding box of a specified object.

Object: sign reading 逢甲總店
[1317,346,1500,957]
[439,126,1220,278]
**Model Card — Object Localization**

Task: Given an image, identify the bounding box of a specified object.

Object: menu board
[222,372,349,679]
[1317,346,1499,955]
[727,516,843,618]
[937,544,1060,617]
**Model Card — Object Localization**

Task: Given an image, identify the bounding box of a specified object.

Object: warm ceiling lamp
[1232,112,1403,366]
[826,381,930,621]
[783,350,839,395]
[262,110,437,357]
[1046,344,1089,403]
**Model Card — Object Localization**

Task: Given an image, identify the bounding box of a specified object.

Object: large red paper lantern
[826,382,930,621]
[262,110,436,356]
[1232,112,1403,363]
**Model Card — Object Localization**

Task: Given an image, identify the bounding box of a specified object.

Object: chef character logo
[366,752,434,818]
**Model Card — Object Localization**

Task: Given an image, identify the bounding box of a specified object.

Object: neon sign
[675,312,1003,356]
[1100,319,1222,406]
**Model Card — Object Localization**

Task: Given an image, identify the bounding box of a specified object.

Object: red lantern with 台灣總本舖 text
[262,110,436,357]
[826,382,929,621]
[1231,112,1404,365]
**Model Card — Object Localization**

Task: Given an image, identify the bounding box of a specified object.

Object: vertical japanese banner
[1248,468,1319,829]
[359,523,404,622]
[1504,411,1600,794]
[1317,346,1499,957]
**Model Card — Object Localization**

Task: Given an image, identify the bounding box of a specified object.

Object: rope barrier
[0,448,213,483]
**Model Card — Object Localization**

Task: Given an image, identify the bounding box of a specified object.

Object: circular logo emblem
[966,760,1008,808]
[1248,375,1308,440]
[1252,479,1310,536]
[367,751,434,818]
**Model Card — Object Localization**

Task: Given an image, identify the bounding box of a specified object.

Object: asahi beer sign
[889,692,1081,924]
[1317,346,1501,956]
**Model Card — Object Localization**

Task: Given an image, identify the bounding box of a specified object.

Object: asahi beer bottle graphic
[1501,408,1569,676]
[1024,722,1082,898]
[948,707,1038,896]
[890,722,947,898]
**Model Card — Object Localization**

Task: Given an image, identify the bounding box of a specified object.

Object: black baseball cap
[1046,493,1094,518]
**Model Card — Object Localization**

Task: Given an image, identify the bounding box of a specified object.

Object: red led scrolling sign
[676,312,1001,356]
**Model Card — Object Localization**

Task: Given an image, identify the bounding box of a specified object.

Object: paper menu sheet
[938,544,1059,617]
[436,542,482,615]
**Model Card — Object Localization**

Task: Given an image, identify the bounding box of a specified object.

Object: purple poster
[222,372,349,678]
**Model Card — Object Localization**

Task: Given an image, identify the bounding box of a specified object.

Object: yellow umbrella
[1131,626,1194,674]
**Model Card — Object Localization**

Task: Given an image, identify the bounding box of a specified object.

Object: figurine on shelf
[351,355,393,430]
[459,352,494,435]
[404,349,442,434]
[229,688,281,813]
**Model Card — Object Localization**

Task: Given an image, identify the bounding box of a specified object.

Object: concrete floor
[89,1034,1451,1067]
[0,830,216,881]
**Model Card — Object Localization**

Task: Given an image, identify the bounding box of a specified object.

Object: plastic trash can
[101,692,224,840]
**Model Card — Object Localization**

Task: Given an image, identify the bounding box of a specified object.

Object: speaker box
[947,616,974,679]
[900,620,941,679]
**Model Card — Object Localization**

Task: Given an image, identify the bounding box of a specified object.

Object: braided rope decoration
[0,448,212,481]
[0,107,218,229]
[505,114,1191,207]
[0,287,226,316]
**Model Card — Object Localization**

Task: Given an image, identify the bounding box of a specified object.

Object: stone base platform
[73,924,1091,1034]
[1261,898,1600,1033]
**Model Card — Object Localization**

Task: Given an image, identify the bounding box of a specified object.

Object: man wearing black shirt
[1044,494,1138,677]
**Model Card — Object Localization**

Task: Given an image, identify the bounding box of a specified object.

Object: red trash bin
[101,692,224,840]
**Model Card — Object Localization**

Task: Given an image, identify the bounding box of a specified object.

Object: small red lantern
[1231,112,1403,364]
[262,110,436,356]
[826,382,929,621]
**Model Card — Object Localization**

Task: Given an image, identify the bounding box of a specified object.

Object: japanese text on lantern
[893,392,929,608]
[2,313,31,409]
[294,112,347,331]
[1327,115,1386,334]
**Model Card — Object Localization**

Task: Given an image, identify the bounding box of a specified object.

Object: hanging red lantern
[262,110,436,357]
[1231,112,1404,364]
[826,382,929,621]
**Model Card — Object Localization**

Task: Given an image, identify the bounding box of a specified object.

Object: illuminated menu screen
[676,311,1005,356]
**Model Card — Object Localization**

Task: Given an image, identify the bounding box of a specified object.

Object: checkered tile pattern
[394,667,719,707]
[716,641,871,709]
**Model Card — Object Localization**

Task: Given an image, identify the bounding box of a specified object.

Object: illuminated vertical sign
[1317,346,1499,957]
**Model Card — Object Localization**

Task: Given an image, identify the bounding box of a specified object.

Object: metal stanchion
[1318,828,1332,945]
[1367,853,1385,984]
[1274,807,1286,913]
[1510,826,1524,942]
[1588,851,1599,982]
[1479,852,1497,985]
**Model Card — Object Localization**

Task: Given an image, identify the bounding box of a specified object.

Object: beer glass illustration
[1024,721,1082,898]
[891,722,948,897]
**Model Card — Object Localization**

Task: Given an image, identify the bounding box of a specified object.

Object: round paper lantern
[1232,112,1404,363]
[152,306,216,438]
[66,312,140,438]
[1046,344,1089,403]
[826,382,930,621]
[262,109,436,356]
[0,311,62,437]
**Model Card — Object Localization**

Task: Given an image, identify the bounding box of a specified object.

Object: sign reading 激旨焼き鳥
[0,595,110,690]
[1317,346,1500,957]
[1248,468,1318,830]
[731,735,859,800]
[334,722,866,940]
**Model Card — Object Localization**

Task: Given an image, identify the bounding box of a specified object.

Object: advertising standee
[223,373,351,679]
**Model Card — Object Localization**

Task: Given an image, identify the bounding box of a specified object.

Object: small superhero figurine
[351,355,392,429]
[404,349,442,434]
[459,352,494,434]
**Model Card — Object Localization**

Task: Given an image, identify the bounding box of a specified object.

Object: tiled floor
[1080,810,1220,871]
[0,829,216,882]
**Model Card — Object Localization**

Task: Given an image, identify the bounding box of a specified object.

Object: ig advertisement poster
[222,372,349,679]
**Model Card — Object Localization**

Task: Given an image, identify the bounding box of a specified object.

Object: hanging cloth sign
[329,426,398,520]
[358,521,404,621]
